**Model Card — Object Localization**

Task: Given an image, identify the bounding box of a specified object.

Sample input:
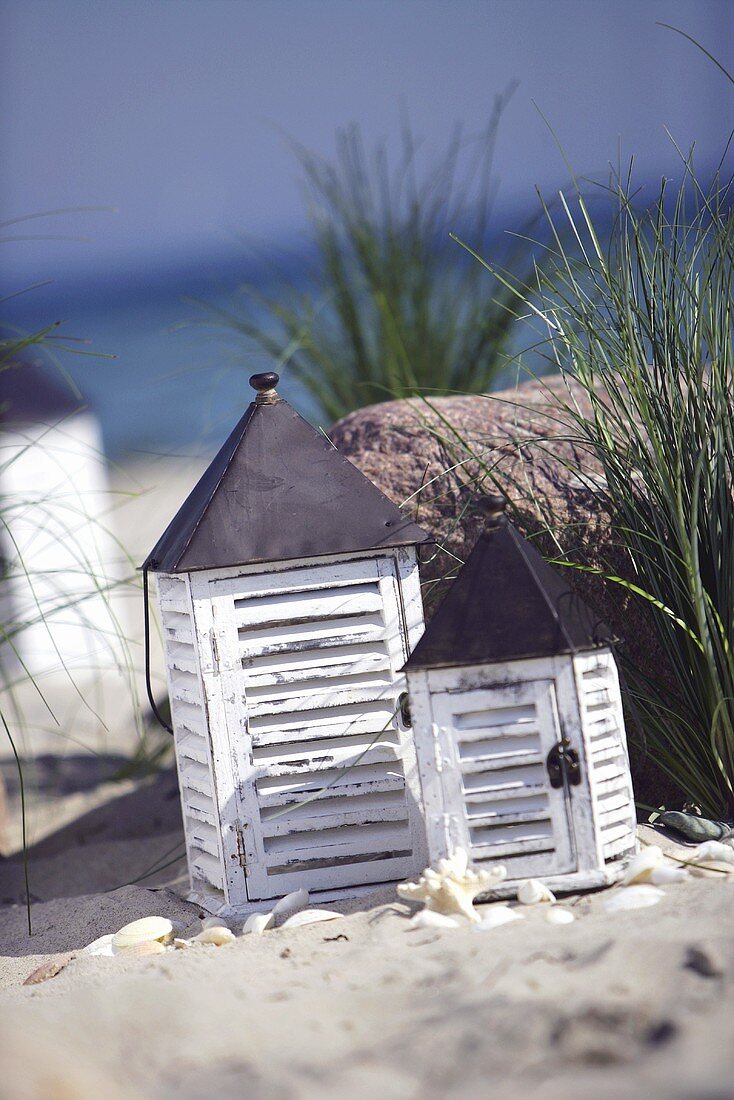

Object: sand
[1,776,733,1100]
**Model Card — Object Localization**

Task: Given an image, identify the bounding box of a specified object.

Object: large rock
[330,375,682,808]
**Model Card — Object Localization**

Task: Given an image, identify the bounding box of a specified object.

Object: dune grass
[204,93,542,421]
[450,137,734,819]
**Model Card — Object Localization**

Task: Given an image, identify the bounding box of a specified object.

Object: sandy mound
[1,776,733,1100]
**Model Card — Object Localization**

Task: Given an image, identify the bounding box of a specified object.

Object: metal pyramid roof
[403,497,610,671]
[143,373,431,573]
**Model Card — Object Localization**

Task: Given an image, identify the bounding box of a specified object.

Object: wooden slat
[234,583,383,628]
[190,849,223,889]
[455,722,542,743]
[186,818,220,857]
[159,591,189,615]
[253,734,401,776]
[183,800,216,825]
[242,642,391,687]
[265,820,411,861]
[261,800,409,838]
[180,760,213,798]
[166,642,198,675]
[469,819,554,847]
[237,613,386,659]
[176,731,208,766]
[467,808,552,829]
[249,699,397,742]
[245,675,395,718]
[259,852,415,897]
[600,821,634,847]
[172,699,206,737]
[459,751,545,775]
[465,791,548,817]
[470,836,555,860]
[256,771,406,809]
[603,831,637,859]
[592,762,629,786]
[216,557,381,600]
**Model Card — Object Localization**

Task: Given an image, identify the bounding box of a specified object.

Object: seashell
[545,907,575,925]
[603,885,665,912]
[473,906,525,930]
[272,889,309,921]
[115,940,167,957]
[82,934,115,957]
[408,909,459,930]
[648,864,688,885]
[192,926,236,946]
[621,845,664,885]
[243,912,274,935]
[280,909,342,929]
[23,953,75,985]
[517,879,556,905]
[691,841,734,865]
[174,938,192,949]
[201,916,232,931]
[397,847,507,923]
[112,916,173,953]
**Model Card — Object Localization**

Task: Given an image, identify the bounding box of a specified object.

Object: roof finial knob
[249,372,280,404]
[477,492,508,531]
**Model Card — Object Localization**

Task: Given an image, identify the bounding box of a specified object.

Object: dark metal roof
[143,374,432,573]
[403,504,610,671]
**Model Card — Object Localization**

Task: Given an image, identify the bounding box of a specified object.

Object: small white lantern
[403,494,638,895]
[143,372,430,916]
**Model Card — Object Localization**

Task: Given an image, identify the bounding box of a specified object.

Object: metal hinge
[234,823,248,870]
[546,737,582,789]
[210,629,220,676]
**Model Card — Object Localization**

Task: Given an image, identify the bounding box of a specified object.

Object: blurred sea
[3,208,570,462]
[2,249,322,462]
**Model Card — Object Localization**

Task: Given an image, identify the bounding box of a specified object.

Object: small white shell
[173,938,191,949]
[621,845,664,885]
[517,879,556,905]
[545,907,575,925]
[691,841,734,865]
[603,885,665,912]
[473,906,525,930]
[243,912,274,935]
[192,926,236,946]
[272,889,309,920]
[280,909,342,929]
[408,909,459,930]
[112,916,173,953]
[201,916,232,931]
[648,864,688,885]
[116,940,167,957]
[82,934,115,957]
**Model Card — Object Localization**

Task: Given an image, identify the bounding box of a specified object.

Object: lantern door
[429,679,577,878]
[194,554,426,903]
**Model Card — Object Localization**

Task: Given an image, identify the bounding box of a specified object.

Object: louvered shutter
[157,574,226,907]
[430,680,576,877]
[575,651,637,862]
[198,555,424,901]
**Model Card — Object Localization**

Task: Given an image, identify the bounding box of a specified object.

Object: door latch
[546,737,582,789]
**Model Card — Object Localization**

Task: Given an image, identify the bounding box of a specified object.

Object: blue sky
[3,0,733,287]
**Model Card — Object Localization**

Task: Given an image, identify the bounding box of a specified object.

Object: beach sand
[1,774,732,1100]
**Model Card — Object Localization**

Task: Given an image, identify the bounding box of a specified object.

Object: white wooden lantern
[403,495,638,895]
[143,372,431,916]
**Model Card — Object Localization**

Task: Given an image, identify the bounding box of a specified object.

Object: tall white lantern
[403,494,638,895]
[143,372,430,916]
